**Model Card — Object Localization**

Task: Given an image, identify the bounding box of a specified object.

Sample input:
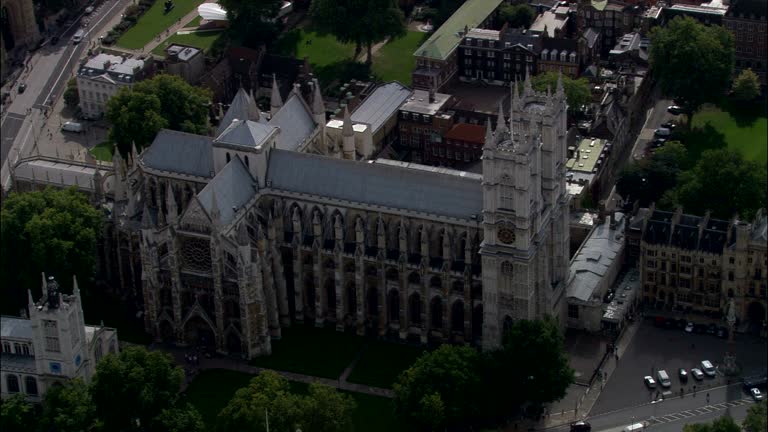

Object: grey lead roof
[266,150,483,219]
[217,88,253,136]
[351,82,411,134]
[197,156,258,225]
[567,214,625,302]
[268,94,316,151]
[141,129,214,178]
[1,316,33,340]
[216,120,276,149]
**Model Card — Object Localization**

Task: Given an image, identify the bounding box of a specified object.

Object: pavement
[631,95,679,161]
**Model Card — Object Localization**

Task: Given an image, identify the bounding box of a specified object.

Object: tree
[0,187,103,315]
[530,71,592,112]
[39,379,97,432]
[312,0,405,64]
[616,141,688,207]
[394,345,483,429]
[155,404,206,432]
[732,68,760,101]
[743,400,767,432]
[64,78,80,108]
[0,394,37,432]
[218,0,281,48]
[483,318,574,421]
[498,3,536,29]
[649,16,734,124]
[90,345,185,431]
[300,383,356,432]
[672,148,767,220]
[683,416,741,432]
[106,74,211,157]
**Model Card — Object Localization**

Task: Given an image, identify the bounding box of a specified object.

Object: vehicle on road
[654,127,672,137]
[72,29,85,44]
[623,422,649,432]
[667,105,684,115]
[657,370,672,388]
[701,360,716,377]
[85,5,94,13]
[675,318,687,329]
[679,368,688,382]
[750,388,764,401]
[570,421,592,432]
[691,368,705,380]
[17,83,27,93]
[644,376,657,388]
[685,322,694,333]
[61,121,84,133]
[661,121,677,129]
[706,323,717,335]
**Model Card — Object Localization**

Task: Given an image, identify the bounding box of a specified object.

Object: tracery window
[44,320,60,353]
[180,237,212,273]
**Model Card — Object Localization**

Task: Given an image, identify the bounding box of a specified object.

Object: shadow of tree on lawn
[314,60,372,93]
[719,97,768,129]
[679,123,727,166]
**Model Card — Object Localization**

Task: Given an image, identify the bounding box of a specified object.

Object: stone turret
[270,74,283,116]
[311,79,325,125]
[342,106,355,160]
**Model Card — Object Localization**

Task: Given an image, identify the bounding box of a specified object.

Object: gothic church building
[117,75,571,358]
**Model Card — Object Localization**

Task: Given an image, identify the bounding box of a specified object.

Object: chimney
[429,87,436,103]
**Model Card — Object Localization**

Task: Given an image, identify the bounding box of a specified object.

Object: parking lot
[591,317,767,415]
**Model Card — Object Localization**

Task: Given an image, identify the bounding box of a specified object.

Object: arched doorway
[226,332,242,354]
[159,320,175,343]
[451,300,464,333]
[409,293,422,325]
[388,290,400,324]
[184,316,216,349]
[430,297,443,329]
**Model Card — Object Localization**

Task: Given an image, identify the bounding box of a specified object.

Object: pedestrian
[706,393,710,404]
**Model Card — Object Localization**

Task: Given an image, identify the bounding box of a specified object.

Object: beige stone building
[633,206,767,332]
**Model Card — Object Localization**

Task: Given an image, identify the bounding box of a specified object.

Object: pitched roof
[217,87,255,136]
[444,123,486,144]
[268,93,316,151]
[141,129,214,178]
[414,0,504,61]
[350,82,411,134]
[197,157,258,225]
[216,120,276,149]
[1,316,32,340]
[567,214,625,302]
[266,150,483,219]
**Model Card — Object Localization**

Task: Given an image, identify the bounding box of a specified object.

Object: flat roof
[401,89,452,115]
[668,4,727,15]
[566,138,606,174]
[414,0,504,61]
[350,82,411,134]
[466,28,500,40]
[530,10,567,37]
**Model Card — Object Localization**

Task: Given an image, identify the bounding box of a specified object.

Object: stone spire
[524,67,533,96]
[237,222,249,246]
[166,181,178,223]
[342,106,355,160]
[131,141,139,167]
[248,89,260,121]
[311,79,325,125]
[495,100,507,137]
[556,70,565,100]
[270,74,283,116]
[209,188,221,225]
[484,117,493,146]
[141,201,152,229]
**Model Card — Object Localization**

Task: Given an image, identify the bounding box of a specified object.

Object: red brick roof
[445,123,485,144]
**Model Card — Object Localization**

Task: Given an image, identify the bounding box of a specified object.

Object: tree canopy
[616,141,689,207]
[498,3,536,29]
[1,394,37,432]
[649,16,734,122]
[531,71,592,112]
[106,74,211,157]
[217,371,356,432]
[732,68,760,101]
[683,416,741,432]
[743,401,767,432]
[0,187,103,315]
[394,345,483,429]
[39,379,97,432]
[311,0,405,63]
[218,0,282,48]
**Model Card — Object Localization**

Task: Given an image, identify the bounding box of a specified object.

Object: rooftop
[567,213,626,302]
[350,82,411,134]
[444,123,486,144]
[530,10,568,37]
[166,44,200,62]
[141,129,214,178]
[401,89,452,115]
[609,32,650,59]
[414,0,504,61]
[216,119,276,149]
[667,3,728,16]
[78,53,146,83]
[13,158,111,192]
[466,28,501,40]
[1,316,32,341]
[566,138,607,174]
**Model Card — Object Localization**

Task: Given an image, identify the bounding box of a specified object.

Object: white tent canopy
[197,3,228,21]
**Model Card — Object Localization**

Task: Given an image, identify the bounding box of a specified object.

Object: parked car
[685,322,694,333]
[652,138,667,148]
[72,29,85,44]
[84,5,94,13]
[750,388,764,401]
[644,376,657,389]
[61,121,84,133]
[654,127,672,137]
[706,323,717,335]
[17,83,27,93]
[691,368,705,380]
[661,121,677,130]
[570,421,592,432]
[655,316,666,327]
[679,368,689,382]
[675,318,687,329]
[701,360,717,377]
[667,105,684,115]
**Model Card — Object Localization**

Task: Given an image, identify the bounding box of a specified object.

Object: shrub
[64,85,80,108]
[125,4,140,17]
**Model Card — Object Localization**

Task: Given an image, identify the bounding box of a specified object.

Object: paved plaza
[591,318,767,415]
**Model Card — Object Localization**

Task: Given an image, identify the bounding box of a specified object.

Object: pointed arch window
[499,174,515,211]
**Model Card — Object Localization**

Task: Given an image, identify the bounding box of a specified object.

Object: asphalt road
[0,113,25,164]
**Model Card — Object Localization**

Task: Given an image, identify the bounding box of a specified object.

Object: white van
[701,360,716,377]
[61,121,84,133]
[657,370,671,388]
[72,29,85,44]
[623,422,647,432]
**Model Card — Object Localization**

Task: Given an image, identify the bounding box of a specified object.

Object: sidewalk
[152,344,394,398]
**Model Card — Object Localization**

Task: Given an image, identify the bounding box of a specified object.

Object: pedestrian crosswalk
[647,399,755,426]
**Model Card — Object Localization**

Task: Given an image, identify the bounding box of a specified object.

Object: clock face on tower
[497,224,516,245]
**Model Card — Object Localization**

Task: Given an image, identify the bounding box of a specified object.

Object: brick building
[397,89,455,164]
[423,122,486,167]
[724,0,767,88]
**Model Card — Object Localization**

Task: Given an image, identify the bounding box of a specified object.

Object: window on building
[43,320,60,353]
[729,257,735,264]
[25,376,38,396]
[465,48,473,56]
[2,342,10,353]
[487,51,495,58]
[728,271,734,281]
[13,343,21,354]
[560,52,567,62]
[568,304,580,319]
[7,375,20,393]
[504,53,511,59]
[21,345,30,356]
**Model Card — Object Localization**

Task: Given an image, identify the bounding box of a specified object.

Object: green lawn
[151,30,223,55]
[185,369,399,431]
[187,15,202,28]
[346,341,425,389]
[273,28,356,68]
[248,324,364,379]
[89,141,113,162]
[690,100,768,164]
[117,0,203,49]
[372,31,428,85]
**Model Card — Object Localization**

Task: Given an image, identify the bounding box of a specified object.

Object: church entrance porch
[184,316,216,350]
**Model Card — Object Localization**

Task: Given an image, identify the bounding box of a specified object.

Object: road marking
[679,411,694,417]
[662,415,677,421]
[42,0,124,106]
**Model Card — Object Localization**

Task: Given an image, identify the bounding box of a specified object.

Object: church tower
[480,73,570,350]
[28,274,92,387]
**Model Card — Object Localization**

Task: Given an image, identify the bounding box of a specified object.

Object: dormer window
[560,51,567,62]
[541,49,549,60]
[550,49,558,61]
[570,52,577,63]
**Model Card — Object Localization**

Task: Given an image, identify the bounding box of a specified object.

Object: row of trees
[0,346,204,432]
[617,143,767,220]
[394,318,574,430]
